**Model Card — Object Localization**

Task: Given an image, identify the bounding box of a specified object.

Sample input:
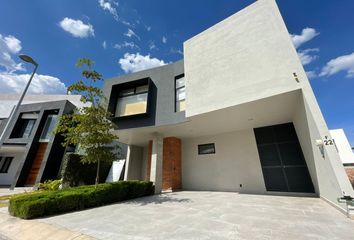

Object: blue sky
[0,0,354,144]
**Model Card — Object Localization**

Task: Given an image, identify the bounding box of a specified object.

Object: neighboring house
[330,129,354,166]
[103,0,354,215]
[0,95,83,188]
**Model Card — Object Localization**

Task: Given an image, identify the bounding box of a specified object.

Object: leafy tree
[55,58,118,187]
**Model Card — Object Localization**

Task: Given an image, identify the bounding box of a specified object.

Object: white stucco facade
[184,0,303,118]
[182,129,266,193]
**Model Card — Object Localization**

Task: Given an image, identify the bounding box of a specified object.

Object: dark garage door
[254,123,315,193]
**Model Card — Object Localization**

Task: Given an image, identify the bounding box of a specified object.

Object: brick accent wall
[162,137,182,190]
[345,167,354,189]
[146,140,152,181]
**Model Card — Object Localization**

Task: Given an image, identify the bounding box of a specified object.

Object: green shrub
[9,181,154,219]
[38,180,61,191]
[60,153,111,187]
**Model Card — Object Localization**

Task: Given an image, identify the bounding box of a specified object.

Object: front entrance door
[25,142,48,185]
[254,123,314,193]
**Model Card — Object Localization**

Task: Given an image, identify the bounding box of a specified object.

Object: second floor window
[10,112,38,139]
[39,114,58,142]
[116,84,149,117]
[175,75,185,112]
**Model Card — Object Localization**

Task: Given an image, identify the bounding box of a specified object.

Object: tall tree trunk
[95,159,100,188]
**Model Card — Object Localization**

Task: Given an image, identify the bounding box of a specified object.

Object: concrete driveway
[36,191,354,240]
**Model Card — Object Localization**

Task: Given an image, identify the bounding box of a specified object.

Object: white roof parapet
[0,94,88,118]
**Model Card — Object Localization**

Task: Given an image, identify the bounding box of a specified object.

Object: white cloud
[0,72,67,94]
[149,41,157,50]
[146,26,151,32]
[124,29,140,40]
[102,41,107,49]
[97,0,135,27]
[98,0,119,21]
[3,35,22,54]
[114,41,139,50]
[170,48,183,56]
[291,27,319,49]
[119,53,166,73]
[0,34,66,95]
[306,71,317,79]
[59,18,94,38]
[0,34,24,73]
[121,20,135,27]
[298,48,319,65]
[162,36,167,44]
[320,52,354,78]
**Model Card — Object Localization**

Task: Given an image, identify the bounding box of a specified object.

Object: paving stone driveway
[39,191,354,240]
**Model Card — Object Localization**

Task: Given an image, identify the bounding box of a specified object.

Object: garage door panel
[254,127,275,144]
[274,123,298,142]
[258,144,281,166]
[285,166,314,193]
[254,123,315,193]
[262,167,288,192]
[278,142,305,165]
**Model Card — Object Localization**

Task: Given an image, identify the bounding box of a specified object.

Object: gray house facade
[0,99,75,188]
[104,0,353,216]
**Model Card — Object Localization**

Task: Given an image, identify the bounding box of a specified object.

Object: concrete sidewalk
[0,209,95,240]
[0,187,33,197]
[39,191,354,240]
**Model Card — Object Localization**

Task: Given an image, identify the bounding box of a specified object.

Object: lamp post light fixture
[0,54,39,148]
[19,54,38,66]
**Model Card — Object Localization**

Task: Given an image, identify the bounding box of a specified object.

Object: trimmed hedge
[60,153,112,187]
[9,181,154,219]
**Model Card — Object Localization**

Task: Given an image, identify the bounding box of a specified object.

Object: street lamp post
[0,54,38,147]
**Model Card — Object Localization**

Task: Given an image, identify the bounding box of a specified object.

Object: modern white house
[103,0,354,216]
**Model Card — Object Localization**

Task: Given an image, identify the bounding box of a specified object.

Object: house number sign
[323,136,338,152]
[324,138,334,146]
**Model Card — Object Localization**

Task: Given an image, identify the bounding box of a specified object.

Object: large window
[10,112,38,139]
[0,157,13,173]
[39,114,58,142]
[175,75,185,112]
[115,84,149,117]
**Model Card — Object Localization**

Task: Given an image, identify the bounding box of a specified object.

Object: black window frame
[198,143,216,155]
[118,84,149,98]
[116,85,149,118]
[10,118,36,139]
[175,74,185,112]
[0,157,13,173]
[108,77,153,119]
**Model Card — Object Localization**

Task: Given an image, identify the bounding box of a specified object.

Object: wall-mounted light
[315,139,323,146]
[315,139,325,158]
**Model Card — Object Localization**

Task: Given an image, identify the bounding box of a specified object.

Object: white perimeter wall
[330,129,354,165]
[125,145,144,181]
[182,129,266,193]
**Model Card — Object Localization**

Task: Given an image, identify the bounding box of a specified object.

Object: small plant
[38,180,61,191]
